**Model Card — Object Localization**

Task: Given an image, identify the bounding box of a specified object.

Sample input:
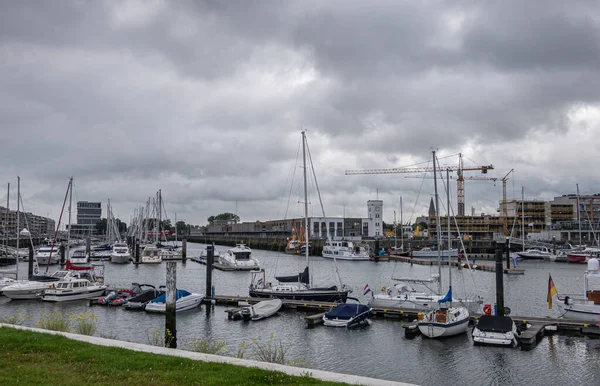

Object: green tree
[176,221,187,235]
[95,218,107,235]
[207,216,215,225]
[160,219,173,231]
[214,213,240,223]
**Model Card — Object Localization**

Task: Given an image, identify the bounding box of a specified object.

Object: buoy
[483,304,492,315]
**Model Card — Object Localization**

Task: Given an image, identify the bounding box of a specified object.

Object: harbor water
[1,242,600,385]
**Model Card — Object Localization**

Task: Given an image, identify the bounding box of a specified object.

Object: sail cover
[150,289,191,303]
[439,287,452,303]
[275,266,309,284]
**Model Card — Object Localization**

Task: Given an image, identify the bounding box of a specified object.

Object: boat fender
[483,304,492,315]
[564,296,570,305]
[417,313,424,321]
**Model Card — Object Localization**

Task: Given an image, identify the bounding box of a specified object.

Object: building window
[376,222,380,227]
[375,214,380,218]
[313,222,319,236]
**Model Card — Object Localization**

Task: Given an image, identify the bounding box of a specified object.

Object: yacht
[516,247,556,260]
[554,258,600,322]
[411,247,458,259]
[219,244,260,270]
[2,270,81,300]
[140,246,162,264]
[110,242,132,264]
[70,250,89,265]
[322,239,371,261]
[367,276,483,314]
[36,245,61,265]
[42,278,107,302]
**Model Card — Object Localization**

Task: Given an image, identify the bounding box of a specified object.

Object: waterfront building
[0,206,55,237]
[67,201,101,236]
[365,200,383,238]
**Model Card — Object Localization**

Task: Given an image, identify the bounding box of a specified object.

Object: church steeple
[428,197,436,218]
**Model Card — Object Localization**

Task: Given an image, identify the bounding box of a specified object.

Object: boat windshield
[234,252,251,260]
[51,271,69,279]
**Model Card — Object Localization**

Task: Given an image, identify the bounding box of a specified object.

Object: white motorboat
[42,278,107,302]
[144,289,204,313]
[411,247,458,259]
[140,246,162,264]
[158,246,182,260]
[219,244,260,270]
[368,276,482,314]
[0,275,16,293]
[241,298,283,321]
[323,297,372,327]
[2,269,86,300]
[110,242,132,264]
[199,246,221,259]
[322,239,371,261]
[516,247,555,260]
[36,245,61,265]
[472,315,520,347]
[554,258,600,322]
[70,250,89,265]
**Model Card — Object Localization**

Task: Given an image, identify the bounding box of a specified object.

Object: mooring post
[59,243,66,265]
[182,238,187,262]
[206,244,214,299]
[86,237,91,256]
[495,243,505,316]
[552,236,556,255]
[28,243,34,279]
[165,261,177,348]
[135,241,140,264]
[505,237,511,269]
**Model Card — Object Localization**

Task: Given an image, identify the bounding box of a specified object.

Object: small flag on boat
[547,274,558,309]
[257,278,263,286]
[363,284,372,296]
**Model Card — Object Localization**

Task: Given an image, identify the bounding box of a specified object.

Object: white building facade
[363,200,383,238]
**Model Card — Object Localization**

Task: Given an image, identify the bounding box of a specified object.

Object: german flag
[547,274,558,309]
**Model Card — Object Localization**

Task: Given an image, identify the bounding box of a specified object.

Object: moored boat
[240,298,283,321]
[140,246,162,264]
[42,278,107,302]
[472,315,520,347]
[219,244,260,270]
[411,247,458,259]
[144,289,204,313]
[554,258,600,322]
[323,297,371,327]
[36,245,61,265]
[110,242,132,264]
[70,250,89,265]
[322,239,370,261]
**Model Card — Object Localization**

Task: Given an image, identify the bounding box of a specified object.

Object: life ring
[483,304,492,315]
[436,313,447,323]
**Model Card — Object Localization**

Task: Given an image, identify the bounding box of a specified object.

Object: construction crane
[501,169,514,236]
[346,154,494,216]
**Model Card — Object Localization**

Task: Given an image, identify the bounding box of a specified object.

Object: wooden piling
[86,238,91,255]
[495,244,505,316]
[206,244,214,299]
[135,241,140,264]
[28,244,34,279]
[165,261,177,349]
[182,239,187,262]
[59,243,66,265]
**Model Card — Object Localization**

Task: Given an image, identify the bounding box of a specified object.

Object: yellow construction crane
[346,154,494,216]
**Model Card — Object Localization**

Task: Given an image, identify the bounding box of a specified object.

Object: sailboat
[417,152,470,338]
[249,131,351,302]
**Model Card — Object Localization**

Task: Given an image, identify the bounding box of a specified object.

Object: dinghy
[241,298,283,321]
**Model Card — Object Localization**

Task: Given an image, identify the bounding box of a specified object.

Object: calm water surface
[1,242,600,385]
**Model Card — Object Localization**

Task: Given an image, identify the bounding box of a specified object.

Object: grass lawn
[0,327,346,385]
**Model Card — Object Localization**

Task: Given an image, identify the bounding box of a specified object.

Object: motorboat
[110,243,132,264]
[323,297,371,327]
[158,245,182,260]
[70,250,89,265]
[411,247,458,259]
[367,276,482,314]
[219,244,260,270]
[285,235,308,255]
[240,298,283,321]
[36,245,61,265]
[97,283,154,306]
[42,278,107,302]
[0,274,16,294]
[199,246,221,259]
[140,246,162,264]
[472,315,520,347]
[554,258,600,322]
[123,285,164,310]
[2,262,103,300]
[516,247,555,260]
[322,239,371,261]
[249,267,350,303]
[144,289,204,313]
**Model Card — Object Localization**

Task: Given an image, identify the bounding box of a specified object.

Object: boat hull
[323,309,371,327]
[322,254,370,261]
[110,254,131,264]
[43,287,106,302]
[418,317,469,338]
[249,288,349,303]
[556,302,600,322]
[368,296,482,314]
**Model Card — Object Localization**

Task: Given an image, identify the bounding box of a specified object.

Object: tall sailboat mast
[432,150,442,295]
[302,130,311,288]
[66,177,73,262]
[577,184,582,245]
[521,187,525,252]
[16,177,20,278]
[446,169,452,292]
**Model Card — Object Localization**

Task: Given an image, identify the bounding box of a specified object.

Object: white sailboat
[249,131,350,302]
[417,153,470,338]
[553,257,600,322]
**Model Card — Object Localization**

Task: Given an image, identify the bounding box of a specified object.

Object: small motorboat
[323,297,371,327]
[240,298,283,321]
[140,246,162,264]
[70,250,89,265]
[123,284,164,310]
[471,315,520,347]
[144,289,204,313]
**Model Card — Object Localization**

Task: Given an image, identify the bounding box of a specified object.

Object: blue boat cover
[150,289,191,303]
[325,304,370,319]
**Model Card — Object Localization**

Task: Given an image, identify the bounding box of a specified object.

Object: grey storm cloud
[1,0,600,226]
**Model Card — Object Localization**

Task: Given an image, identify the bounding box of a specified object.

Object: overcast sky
[1,0,600,229]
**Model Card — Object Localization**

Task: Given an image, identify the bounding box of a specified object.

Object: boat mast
[446,169,452,292]
[158,189,162,244]
[66,177,73,262]
[302,130,311,288]
[432,151,442,295]
[16,177,20,278]
[577,184,582,245]
[175,212,178,245]
[4,182,8,253]
[521,186,525,252]
[394,210,397,250]
[400,196,404,251]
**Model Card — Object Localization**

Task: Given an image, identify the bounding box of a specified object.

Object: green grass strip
[0,327,344,386]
